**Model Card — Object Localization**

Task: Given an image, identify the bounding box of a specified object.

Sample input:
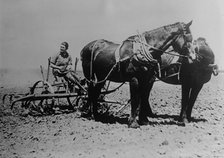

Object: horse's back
[80,39,119,80]
[80,39,118,61]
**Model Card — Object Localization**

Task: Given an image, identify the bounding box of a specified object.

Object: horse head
[170,21,196,64]
[137,21,196,66]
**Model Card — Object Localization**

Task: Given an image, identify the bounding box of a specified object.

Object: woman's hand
[59,65,68,72]
[65,65,73,71]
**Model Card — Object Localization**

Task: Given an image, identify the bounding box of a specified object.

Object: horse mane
[143,22,185,36]
[128,22,186,41]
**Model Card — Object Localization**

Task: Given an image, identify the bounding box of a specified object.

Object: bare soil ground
[1,69,224,158]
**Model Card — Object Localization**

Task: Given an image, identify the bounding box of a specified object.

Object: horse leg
[145,82,155,117]
[88,82,104,120]
[129,77,140,128]
[139,82,155,125]
[187,84,203,121]
[180,83,191,124]
[86,81,95,119]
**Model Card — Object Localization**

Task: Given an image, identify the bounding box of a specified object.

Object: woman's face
[60,44,66,52]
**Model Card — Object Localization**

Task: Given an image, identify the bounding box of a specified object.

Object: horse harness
[88,30,193,85]
[123,31,193,78]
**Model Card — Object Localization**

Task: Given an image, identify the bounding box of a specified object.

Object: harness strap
[93,53,137,85]
[114,43,122,63]
[87,32,189,86]
[85,43,136,86]
[115,42,137,62]
[136,33,157,63]
[161,62,181,81]
[157,62,161,78]
[129,35,189,59]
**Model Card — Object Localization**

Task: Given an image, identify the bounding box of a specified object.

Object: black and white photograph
[1,0,224,157]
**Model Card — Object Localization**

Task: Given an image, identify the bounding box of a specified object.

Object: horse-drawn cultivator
[3,62,86,116]
[2,59,130,117]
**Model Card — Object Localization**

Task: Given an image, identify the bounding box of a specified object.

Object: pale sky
[1,0,224,70]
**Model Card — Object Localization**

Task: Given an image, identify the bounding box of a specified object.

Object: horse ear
[186,20,193,28]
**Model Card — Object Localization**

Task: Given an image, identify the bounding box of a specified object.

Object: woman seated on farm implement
[50,42,83,92]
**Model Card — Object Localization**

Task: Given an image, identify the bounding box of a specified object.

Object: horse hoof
[151,113,157,118]
[81,112,94,120]
[147,113,156,118]
[128,121,140,128]
[187,117,192,122]
[179,122,186,127]
[183,118,189,124]
[139,117,150,126]
[178,117,189,126]
[139,120,150,126]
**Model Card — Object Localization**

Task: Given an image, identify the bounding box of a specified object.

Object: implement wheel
[28,80,55,115]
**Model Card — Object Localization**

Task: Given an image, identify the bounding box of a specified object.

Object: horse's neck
[143,31,172,49]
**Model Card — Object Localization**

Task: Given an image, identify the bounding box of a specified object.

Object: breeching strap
[89,53,136,85]
[87,40,130,85]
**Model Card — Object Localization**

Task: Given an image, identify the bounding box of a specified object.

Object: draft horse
[80,21,195,128]
[158,37,218,124]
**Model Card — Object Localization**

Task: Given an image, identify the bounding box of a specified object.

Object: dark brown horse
[157,37,218,124]
[80,21,195,128]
